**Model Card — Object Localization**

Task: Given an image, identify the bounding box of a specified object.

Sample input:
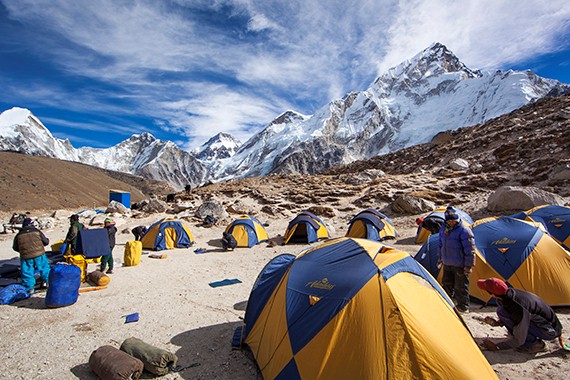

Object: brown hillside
[0,152,173,212]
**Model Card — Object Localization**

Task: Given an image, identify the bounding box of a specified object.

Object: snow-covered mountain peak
[196,132,241,161]
[382,42,479,85]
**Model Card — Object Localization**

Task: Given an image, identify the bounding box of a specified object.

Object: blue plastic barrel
[45,263,81,308]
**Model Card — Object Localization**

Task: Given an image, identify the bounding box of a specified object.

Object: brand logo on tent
[306,277,335,290]
[549,217,566,227]
[492,237,516,246]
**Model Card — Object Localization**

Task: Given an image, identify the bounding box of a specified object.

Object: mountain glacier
[1,43,568,190]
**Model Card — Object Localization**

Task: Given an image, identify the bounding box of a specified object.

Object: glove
[464,266,472,274]
[436,259,442,269]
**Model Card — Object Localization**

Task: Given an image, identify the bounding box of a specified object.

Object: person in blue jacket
[438,205,476,313]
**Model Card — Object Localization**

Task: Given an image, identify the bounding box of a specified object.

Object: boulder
[105,201,129,214]
[307,206,336,218]
[551,164,570,180]
[172,202,193,213]
[339,169,385,185]
[487,186,566,211]
[227,200,253,215]
[196,200,228,219]
[391,195,436,214]
[138,199,168,214]
[449,158,469,171]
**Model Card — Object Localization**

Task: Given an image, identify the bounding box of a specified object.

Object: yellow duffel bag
[124,241,142,266]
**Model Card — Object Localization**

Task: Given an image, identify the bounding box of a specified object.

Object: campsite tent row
[139,210,400,251]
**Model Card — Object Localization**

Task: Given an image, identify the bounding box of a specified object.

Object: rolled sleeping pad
[89,345,144,380]
[45,263,81,308]
[87,270,111,286]
[120,337,178,376]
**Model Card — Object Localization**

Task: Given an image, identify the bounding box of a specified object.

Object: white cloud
[2,0,569,150]
[378,0,570,73]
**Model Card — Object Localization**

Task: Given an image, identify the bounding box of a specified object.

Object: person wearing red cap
[437,205,476,313]
[477,278,563,353]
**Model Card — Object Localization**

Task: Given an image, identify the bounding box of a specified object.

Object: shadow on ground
[170,321,259,380]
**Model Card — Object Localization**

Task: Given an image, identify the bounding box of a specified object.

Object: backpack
[204,215,218,227]
[222,232,237,250]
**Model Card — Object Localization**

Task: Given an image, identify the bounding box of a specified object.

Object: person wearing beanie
[12,217,50,294]
[64,214,85,254]
[437,205,476,313]
[477,278,563,353]
[101,218,117,274]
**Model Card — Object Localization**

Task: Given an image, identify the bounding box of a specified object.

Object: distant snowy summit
[196,132,242,161]
[1,42,569,190]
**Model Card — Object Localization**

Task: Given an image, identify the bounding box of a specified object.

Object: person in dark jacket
[438,205,476,313]
[221,231,237,251]
[64,214,85,254]
[131,225,147,241]
[478,278,563,353]
[12,218,50,293]
[100,218,117,274]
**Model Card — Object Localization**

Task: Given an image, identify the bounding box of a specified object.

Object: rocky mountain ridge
[1,43,569,190]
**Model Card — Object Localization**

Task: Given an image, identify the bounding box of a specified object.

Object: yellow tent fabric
[225,215,269,248]
[241,237,497,379]
[140,218,195,251]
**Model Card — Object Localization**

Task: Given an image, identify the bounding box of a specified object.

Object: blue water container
[45,263,81,308]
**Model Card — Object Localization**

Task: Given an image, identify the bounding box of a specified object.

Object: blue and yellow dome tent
[140,218,195,251]
[284,211,329,244]
[415,206,474,244]
[235,237,497,379]
[511,204,570,251]
[345,208,398,241]
[225,215,269,248]
[415,216,570,306]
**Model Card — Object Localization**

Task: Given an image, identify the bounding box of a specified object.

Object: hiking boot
[106,269,113,274]
[516,340,546,354]
[457,306,469,313]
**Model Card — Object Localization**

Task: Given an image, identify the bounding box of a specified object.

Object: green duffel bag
[120,337,178,376]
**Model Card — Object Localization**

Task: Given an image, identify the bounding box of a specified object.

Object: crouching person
[478,278,563,353]
[12,218,50,294]
[221,232,237,251]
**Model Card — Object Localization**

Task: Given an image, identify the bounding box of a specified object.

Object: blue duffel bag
[0,284,31,305]
[45,263,81,308]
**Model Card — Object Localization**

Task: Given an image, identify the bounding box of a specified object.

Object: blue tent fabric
[286,239,378,353]
[287,215,321,232]
[75,229,110,258]
[472,216,543,280]
[350,212,386,233]
[414,234,441,278]
[512,205,570,250]
[244,254,296,337]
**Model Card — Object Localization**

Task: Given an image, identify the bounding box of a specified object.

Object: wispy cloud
[1,0,569,150]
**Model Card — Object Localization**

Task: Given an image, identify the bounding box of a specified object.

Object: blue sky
[0,0,569,151]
